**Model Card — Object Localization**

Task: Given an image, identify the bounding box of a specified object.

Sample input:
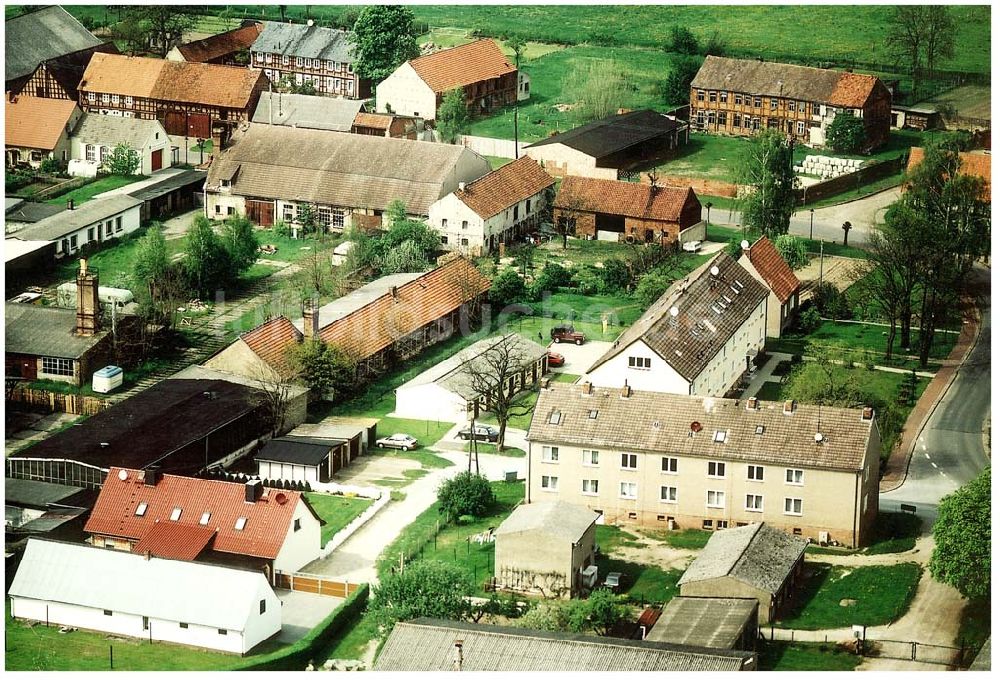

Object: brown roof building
[5,96,83,167]
[525,382,882,547]
[553,176,702,247]
[738,236,801,337]
[376,39,522,121]
[906,146,992,201]
[79,53,268,146]
[690,56,891,150]
[166,21,263,65]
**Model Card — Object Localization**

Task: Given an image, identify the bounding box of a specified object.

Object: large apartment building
[689,56,891,150]
[526,383,881,548]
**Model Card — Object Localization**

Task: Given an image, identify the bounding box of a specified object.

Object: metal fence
[864,639,970,667]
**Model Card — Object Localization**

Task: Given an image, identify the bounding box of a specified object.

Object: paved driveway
[275,589,342,644]
[549,340,612,376]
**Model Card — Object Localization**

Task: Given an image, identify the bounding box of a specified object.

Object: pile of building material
[794,155,865,179]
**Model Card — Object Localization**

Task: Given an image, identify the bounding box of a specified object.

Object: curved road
[881,267,992,523]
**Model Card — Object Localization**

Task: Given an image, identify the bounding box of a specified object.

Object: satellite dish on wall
[669,306,679,317]
[118,469,128,481]
[740,239,750,249]
[814,432,824,443]
[710,265,720,277]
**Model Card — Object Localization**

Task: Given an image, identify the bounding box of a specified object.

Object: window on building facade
[752,117,761,130]
[440,235,449,245]
[753,96,762,107]
[696,90,705,101]
[88,227,95,241]
[461,220,468,230]
[770,98,778,109]
[709,91,717,103]
[282,55,290,65]
[746,494,763,511]
[719,111,727,126]
[541,445,559,462]
[100,146,110,163]
[786,468,804,485]
[69,234,78,249]
[661,456,678,473]
[460,237,469,246]
[87,92,96,102]
[708,461,726,477]
[619,481,637,499]
[743,115,751,128]
[627,356,651,369]
[541,475,558,491]
[797,121,806,135]
[441,218,448,228]
[296,56,303,67]
[812,102,821,115]
[85,144,96,161]
[101,93,110,104]
[582,479,599,495]
[115,216,123,232]
[582,449,599,466]
[784,497,803,515]
[734,93,742,105]
[513,204,519,220]
[660,486,677,503]
[294,518,301,532]
[706,490,725,508]
[620,453,638,470]
[707,111,716,125]
[105,220,113,237]
[798,101,806,112]
[696,111,705,127]
[747,465,764,481]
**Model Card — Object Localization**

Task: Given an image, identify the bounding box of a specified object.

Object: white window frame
[784,497,803,515]
[235,517,248,531]
[295,56,303,67]
[582,449,599,466]
[627,356,651,370]
[708,461,726,478]
[541,475,559,491]
[169,507,182,521]
[785,468,804,485]
[40,357,73,376]
[619,481,637,499]
[745,494,763,512]
[541,445,559,463]
[660,486,677,503]
[620,453,638,470]
[707,490,726,508]
[582,479,599,496]
[661,456,678,474]
[747,465,764,482]
[135,502,148,517]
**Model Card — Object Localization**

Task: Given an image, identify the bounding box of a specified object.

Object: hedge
[228,584,369,671]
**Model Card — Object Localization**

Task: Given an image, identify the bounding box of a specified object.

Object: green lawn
[594,552,683,605]
[45,175,145,206]
[757,641,862,671]
[255,232,343,263]
[775,562,922,630]
[304,492,374,548]
[549,372,580,384]
[5,601,284,671]
[801,171,905,211]
[754,381,784,402]
[49,228,186,290]
[375,480,525,589]
[317,608,377,663]
[770,320,958,365]
[485,155,512,170]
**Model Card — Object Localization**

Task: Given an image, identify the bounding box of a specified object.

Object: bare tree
[459,333,536,454]
[923,6,956,82]
[246,362,296,437]
[886,6,928,92]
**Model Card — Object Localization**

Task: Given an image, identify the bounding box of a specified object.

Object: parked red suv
[546,351,566,367]
[550,325,586,345]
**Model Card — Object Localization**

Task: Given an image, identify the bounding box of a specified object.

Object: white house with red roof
[738,236,802,337]
[427,156,555,255]
[84,468,322,583]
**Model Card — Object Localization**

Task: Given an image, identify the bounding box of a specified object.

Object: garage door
[187,113,211,139]
[162,111,186,136]
[151,148,162,172]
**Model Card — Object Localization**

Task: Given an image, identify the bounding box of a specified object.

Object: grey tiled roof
[495,501,598,542]
[588,252,769,382]
[15,195,142,242]
[252,22,356,62]
[678,523,809,594]
[251,92,364,131]
[527,383,877,472]
[646,597,758,649]
[5,6,102,82]
[374,619,756,672]
[5,478,87,509]
[69,113,164,150]
[207,124,490,215]
[5,303,107,359]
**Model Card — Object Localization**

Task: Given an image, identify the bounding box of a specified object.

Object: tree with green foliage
[783,343,868,407]
[105,142,141,176]
[183,215,231,297]
[489,268,528,309]
[825,113,867,154]
[598,258,632,293]
[772,234,809,270]
[132,225,188,326]
[221,215,259,277]
[368,560,471,636]
[350,5,420,84]
[662,55,703,107]
[566,60,630,124]
[736,129,799,238]
[578,588,629,636]
[929,466,990,600]
[796,305,822,334]
[288,338,357,401]
[666,25,699,54]
[437,472,496,522]
[115,6,194,56]
[634,270,672,307]
[519,590,628,635]
[437,88,471,143]
[276,73,317,96]
[725,235,746,260]
[530,262,573,300]
[296,202,318,235]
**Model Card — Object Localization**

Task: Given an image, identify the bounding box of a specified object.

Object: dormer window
[235,517,248,531]
[135,502,148,517]
[169,507,182,521]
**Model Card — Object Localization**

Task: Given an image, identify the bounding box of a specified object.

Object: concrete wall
[376,63,437,119]
[495,522,596,598]
[525,143,617,180]
[273,497,322,575]
[460,135,530,160]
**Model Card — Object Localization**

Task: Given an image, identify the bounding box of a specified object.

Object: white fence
[318,489,392,558]
[461,135,530,160]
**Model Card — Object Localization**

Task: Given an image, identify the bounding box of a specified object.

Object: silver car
[375,433,418,450]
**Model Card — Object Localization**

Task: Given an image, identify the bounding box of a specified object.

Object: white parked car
[682,240,702,253]
[376,433,418,450]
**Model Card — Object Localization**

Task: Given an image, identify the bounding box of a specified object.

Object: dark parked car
[457,425,500,442]
[550,325,585,345]
[546,351,565,367]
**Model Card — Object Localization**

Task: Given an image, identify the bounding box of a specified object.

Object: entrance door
[187,113,211,139]
[162,111,187,136]
[150,148,162,172]
[246,200,275,227]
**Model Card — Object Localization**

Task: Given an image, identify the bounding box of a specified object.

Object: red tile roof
[354,112,392,130]
[80,53,265,109]
[555,176,700,223]
[828,72,881,108]
[319,256,491,359]
[409,39,516,94]
[175,22,263,63]
[132,522,216,561]
[455,156,555,219]
[241,316,303,375]
[906,147,991,200]
[85,468,303,560]
[5,96,78,150]
[746,236,800,304]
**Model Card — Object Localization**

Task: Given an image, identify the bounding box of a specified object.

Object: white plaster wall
[689,298,767,396]
[53,204,142,257]
[428,193,486,252]
[243,579,282,653]
[394,382,467,423]
[586,339,691,395]
[375,63,437,120]
[525,144,616,179]
[273,497,322,574]
[206,192,246,221]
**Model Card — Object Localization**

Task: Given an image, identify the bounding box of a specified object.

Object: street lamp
[809,209,815,240]
[842,220,852,247]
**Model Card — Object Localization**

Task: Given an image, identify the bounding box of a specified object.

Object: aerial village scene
[1,2,991,673]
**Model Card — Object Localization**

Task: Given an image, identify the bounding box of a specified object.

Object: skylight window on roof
[200,512,211,525]
[548,411,562,425]
[235,517,248,531]
[588,409,599,419]
[755,425,765,435]
[730,284,741,295]
[135,502,148,517]
[711,304,721,315]
[734,280,744,289]
[722,294,732,303]
[170,507,182,521]
[704,320,717,333]
[713,430,726,443]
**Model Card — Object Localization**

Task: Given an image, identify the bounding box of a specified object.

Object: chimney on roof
[581,381,592,395]
[144,467,161,486]
[75,258,100,336]
[620,381,631,399]
[303,297,320,340]
[746,396,759,410]
[67,197,75,211]
[246,478,263,503]
[452,640,464,672]
[783,399,796,415]
[144,550,152,561]
[390,285,399,299]
[458,182,466,192]
[861,406,874,421]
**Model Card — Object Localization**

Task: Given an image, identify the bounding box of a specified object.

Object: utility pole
[818,240,825,290]
[809,208,815,240]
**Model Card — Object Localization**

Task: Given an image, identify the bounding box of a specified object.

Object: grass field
[775,562,922,630]
[49,228,185,290]
[771,320,959,364]
[45,175,145,206]
[304,492,375,548]
[758,641,863,671]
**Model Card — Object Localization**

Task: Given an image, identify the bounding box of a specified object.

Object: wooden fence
[275,572,361,598]
[9,387,109,416]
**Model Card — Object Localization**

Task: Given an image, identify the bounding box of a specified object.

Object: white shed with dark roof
[255,435,349,484]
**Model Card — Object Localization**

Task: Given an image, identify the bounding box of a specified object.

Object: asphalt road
[881,268,992,523]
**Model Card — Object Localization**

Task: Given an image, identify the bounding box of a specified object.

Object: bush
[813,282,851,319]
[634,271,673,307]
[272,220,291,238]
[826,112,867,154]
[368,561,471,636]
[39,157,66,176]
[725,236,745,260]
[773,234,809,270]
[570,266,602,295]
[437,471,496,521]
[530,262,573,300]
[489,268,527,308]
[598,258,631,293]
[667,25,699,54]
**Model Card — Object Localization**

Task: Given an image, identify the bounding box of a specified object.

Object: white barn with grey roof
[678,522,809,622]
[14,194,141,258]
[69,113,171,176]
[393,333,549,423]
[9,538,281,654]
[375,618,756,671]
[494,501,599,597]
